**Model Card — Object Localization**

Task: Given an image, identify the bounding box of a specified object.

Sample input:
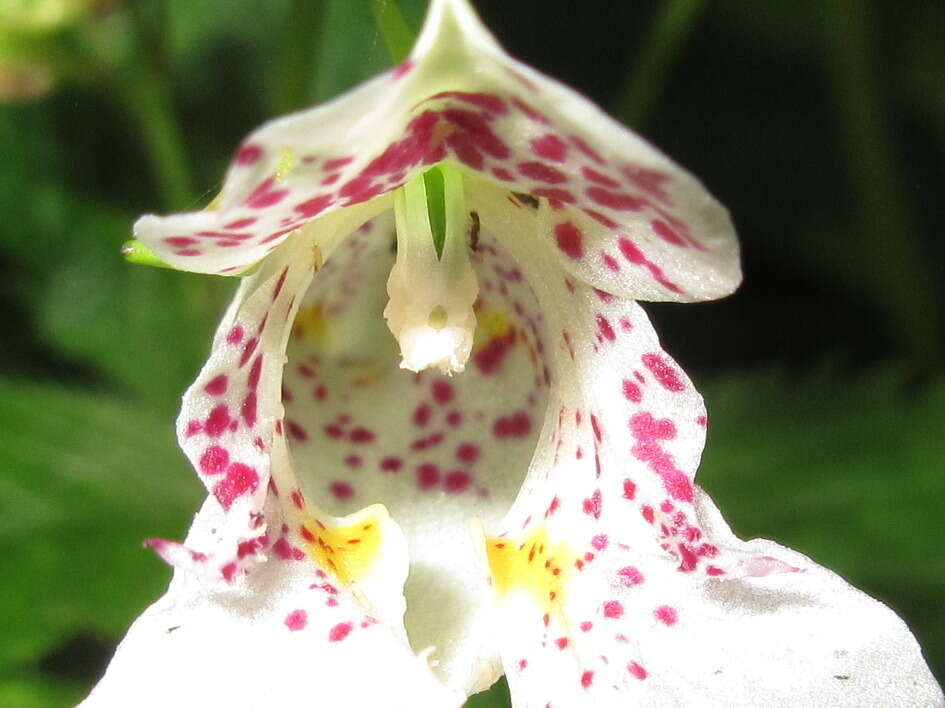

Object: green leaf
[0,378,199,670]
[369,0,415,64]
[465,677,511,708]
[0,674,85,708]
[698,365,945,681]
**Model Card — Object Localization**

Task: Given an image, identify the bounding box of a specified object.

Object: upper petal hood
[134,0,738,303]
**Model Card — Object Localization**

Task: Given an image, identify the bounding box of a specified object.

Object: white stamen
[384,167,478,374]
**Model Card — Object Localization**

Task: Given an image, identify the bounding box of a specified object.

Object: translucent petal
[134,0,738,301]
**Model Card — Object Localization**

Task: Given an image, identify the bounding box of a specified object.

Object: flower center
[384,165,479,374]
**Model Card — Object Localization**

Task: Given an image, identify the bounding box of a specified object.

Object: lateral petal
[470,182,942,707]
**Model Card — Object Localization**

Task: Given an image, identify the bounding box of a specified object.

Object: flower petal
[469,185,942,707]
[84,211,465,706]
[80,499,462,708]
[134,0,738,301]
[280,212,552,694]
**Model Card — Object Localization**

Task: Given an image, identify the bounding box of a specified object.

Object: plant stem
[120,4,195,211]
[273,0,327,114]
[370,0,414,65]
[821,0,943,370]
[615,0,709,129]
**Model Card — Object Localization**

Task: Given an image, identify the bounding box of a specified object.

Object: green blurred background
[0,0,942,705]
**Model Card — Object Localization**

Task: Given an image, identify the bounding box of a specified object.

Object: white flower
[81,1,943,706]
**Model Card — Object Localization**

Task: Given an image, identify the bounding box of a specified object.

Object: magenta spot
[446,410,463,427]
[239,337,258,367]
[284,609,307,631]
[591,534,609,551]
[493,411,532,438]
[511,98,549,123]
[622,379,642,403]
[431,90,508,114]
[456,442,480,464]
[329,622,353,642]
[205,404,232,438]
[294,194,334,218]
[432,380,455,405]
[651,219,686,246]
[416,463,441,490]
[344,455,362,468]
[492,167,515,182]
[241,392,257,427]
[628,662,648,680]
[570,134,605,164]
[235,144,263,166]
[532,187,577,204]
[392,60,414,79]
[213,463,259,510]
[204,374,228,396]
[444,470,471,494]
[330,481,354,500]
[244,178,290,208]
[581,670,594,689]
[248,356,263,390]
[580,621,593,632]
[323,156,354,172]
[349,427,375,443]
[601,253,620,271]
[413,403,432,427]
[323,423,343,438]
[199,445,229,475]
[642,353,685,392]
[225,217,257,230]
[654,605,678,625]
[596,314,616,342]
[580,166,620,188]
[582,489,602,519]
[530,134,568,162]
[629,412,677,442]
[587,186,646,211]
[273,537,296,560]
[603,600,624,619]
[286,420,307,441]
[617,566,645,587]
[226,326,245,345]
[380,456,402,472]
[519,161,568,184]
[221,563,237,582]
[554,222,583,259]
[164,236,197,247]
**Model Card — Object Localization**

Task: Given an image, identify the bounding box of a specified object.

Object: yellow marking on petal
[293,302,329,343]
[302,506,385,586]
[473,306,514,352]
[486,524,573,613]
[275,146,297,181]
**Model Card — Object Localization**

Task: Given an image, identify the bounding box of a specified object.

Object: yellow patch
[274,146,297,180]
[302,508,384,586]
[486,525,573,613]
[293,302,329,343]
[473,306,514,351]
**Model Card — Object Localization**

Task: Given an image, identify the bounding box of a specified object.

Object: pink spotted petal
[80,500,461,708]
[134,0,738,302]
[469,186,942,708]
